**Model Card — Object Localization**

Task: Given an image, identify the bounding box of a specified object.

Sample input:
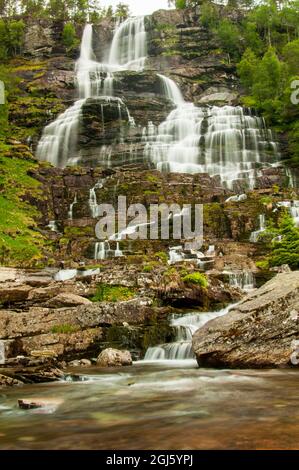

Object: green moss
[0,147,48,266]
[91,284,136,302]
[182,272,208,288]
[51,324,80,334]
[146,174,160,184]
[64,226,94,238]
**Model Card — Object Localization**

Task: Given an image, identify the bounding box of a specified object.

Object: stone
[192,271,299,368]
[0,283,32,304]
[97,348,132,367]
[44,293,92,308]
[18,398,63,411]
[68,359,92,367]
[30,350,58,358]
[0,374,23,388]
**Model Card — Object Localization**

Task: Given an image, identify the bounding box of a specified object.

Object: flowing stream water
[1,365,299,449]
[1,305,299,449]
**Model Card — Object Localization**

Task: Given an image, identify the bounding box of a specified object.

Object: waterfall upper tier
[36,15,283,190]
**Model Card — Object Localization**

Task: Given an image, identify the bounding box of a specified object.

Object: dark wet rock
[97,348,132,367]
[193,271,299,368]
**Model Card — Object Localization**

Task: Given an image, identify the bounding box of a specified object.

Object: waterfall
[94,241,110,260]
[157,74,184,106]
[88,180,105,218]
[144,304,233,361]
[250,214,266,242]
[36,15,283,191]
[108,16,147,70]
[36,17,146,166]
[47,220,58,232]
[144,103,279,189]
[68,194,77,220]
[226,271,255,291]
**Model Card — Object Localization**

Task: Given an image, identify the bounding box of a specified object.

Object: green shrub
[182,272,208,288]
[154,251,168,264]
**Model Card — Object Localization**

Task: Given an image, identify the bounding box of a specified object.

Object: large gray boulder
[192,272,299,368]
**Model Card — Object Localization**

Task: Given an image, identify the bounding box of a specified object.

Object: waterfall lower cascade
[144,305,232,361]
[225,271,255,291]
[250,214,266,242]
[168,244,215,270]
[36,18,147,167]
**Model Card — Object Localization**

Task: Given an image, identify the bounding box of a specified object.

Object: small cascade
[94,240,123,260]
[47,220,58,232]
[68,194,77,220]
[144,304,233,361]
[168,244,215,270]
[226,271,255,291]
[250,214,266,242]
[157,74,184,106]
[94,241,110,260]
[88,180,104,218]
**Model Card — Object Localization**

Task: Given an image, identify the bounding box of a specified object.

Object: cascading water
[108,16,147,71]
[250,214,266,242]
[68,194,77,220]
[36,14,283,191]
[36,17,147,167]
[144,92,280,189]
[144,304,233,361]
[226,271,255,291]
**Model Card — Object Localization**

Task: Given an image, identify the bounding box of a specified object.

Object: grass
[91,284,136,303]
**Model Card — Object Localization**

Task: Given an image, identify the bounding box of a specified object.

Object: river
[1,362,299,449]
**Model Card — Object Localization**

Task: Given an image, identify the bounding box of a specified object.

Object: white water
[144,304,233,361]
[108,16,147,71]
[68,194,78,220]
[250,214,266,242]
[144,94,279,188]
[47,220,58,232]
[157,73,184,106]
[54,268,100,281]
[94,240,123,260]
[37,18,146,166]
[226,271,255,291]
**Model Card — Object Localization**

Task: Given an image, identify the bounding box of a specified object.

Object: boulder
[97,348,132,367]
[192,271,299,368]
[45,293,92,308]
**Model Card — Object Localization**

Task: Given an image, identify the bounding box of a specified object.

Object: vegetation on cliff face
[170,0,299,165]
[0,143,48,266]
[258,212,299,269]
